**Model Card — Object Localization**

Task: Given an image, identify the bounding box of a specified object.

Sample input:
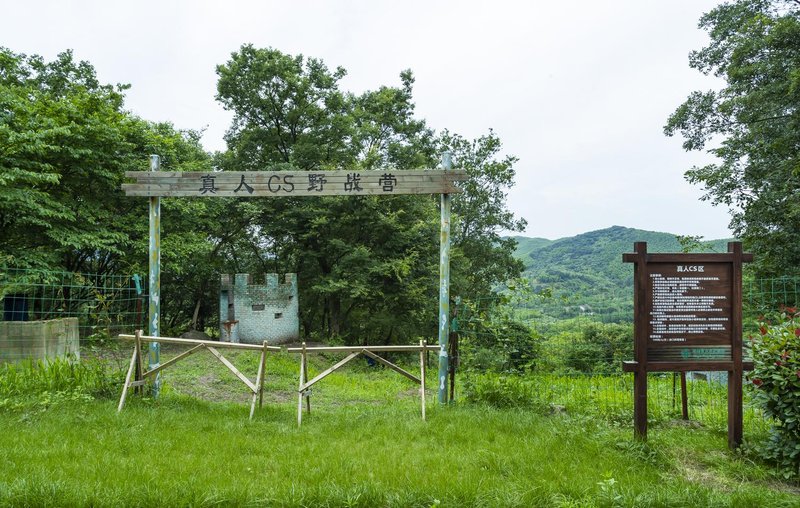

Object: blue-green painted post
[132,274,142,296]
[148,154,162,396]
[437,152,453,404]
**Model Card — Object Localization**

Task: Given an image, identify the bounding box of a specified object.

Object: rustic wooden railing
[117,332,437,423]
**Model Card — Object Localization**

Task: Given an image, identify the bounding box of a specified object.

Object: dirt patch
[679,456,732,493]
[167,371,252,404]
[263,390,294,403]
[676,452,800,497]
[666,418,705,429]
[763,479,800,496]
[398,387,427,399]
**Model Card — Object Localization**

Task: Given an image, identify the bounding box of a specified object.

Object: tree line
[0,45,525,344]
[3,0,799,343]
[666,0,800,277]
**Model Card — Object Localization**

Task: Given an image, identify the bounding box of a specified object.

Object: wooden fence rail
[292,340,436,426]
[117,332,437,423]
[118,332,278,419]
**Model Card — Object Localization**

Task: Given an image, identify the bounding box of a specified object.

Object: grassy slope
[1,347,798,507]
[520,225,731,281]
[509,235,553,262]
[511,226,733,320]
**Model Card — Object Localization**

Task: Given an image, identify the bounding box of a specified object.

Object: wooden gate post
[148,154,162,397]
[437,152,453,404]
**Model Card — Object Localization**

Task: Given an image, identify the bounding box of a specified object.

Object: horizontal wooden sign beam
[123,169,467,197]
[622,360,754,372]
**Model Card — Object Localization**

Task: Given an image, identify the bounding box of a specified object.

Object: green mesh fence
[0,267,146,345]
[743,277,800,338]
[457,277,800,438]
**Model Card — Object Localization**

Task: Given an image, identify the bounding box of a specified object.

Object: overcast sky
[3,0,732,240]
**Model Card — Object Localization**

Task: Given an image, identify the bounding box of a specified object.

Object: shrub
[748,308,800,478]
[463,372,548,412]
[461,321,541,373]
[562,322,632,375]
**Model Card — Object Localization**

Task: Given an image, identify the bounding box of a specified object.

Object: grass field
[1,343,798,507]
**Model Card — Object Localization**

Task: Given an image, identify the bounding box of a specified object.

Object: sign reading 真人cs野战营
[122,170,466,197]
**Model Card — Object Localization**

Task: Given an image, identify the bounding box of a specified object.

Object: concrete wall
[220,273,299,344]
[0,318,80,363]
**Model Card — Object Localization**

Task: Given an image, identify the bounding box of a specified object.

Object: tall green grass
[1,398,797,507]
[0,357,121,399]
[463,372,772,437]
[1,346,797,506]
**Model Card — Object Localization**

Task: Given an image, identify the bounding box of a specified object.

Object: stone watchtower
[219,273,299,344]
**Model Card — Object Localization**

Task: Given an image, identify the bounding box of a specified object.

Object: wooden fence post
[250,341,267,420]
[297,342,307,427]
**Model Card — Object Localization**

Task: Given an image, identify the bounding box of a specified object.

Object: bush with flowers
[748,307,800,478]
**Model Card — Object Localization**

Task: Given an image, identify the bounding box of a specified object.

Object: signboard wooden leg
[728,241,745,449]
[728,368,743,449]
[680,372,688,420]
[634,369,647,440]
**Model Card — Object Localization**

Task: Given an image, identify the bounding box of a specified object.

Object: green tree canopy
[664,0,800,276]
[438,129,527,301]
[0,48,133,270]
[1,44,525,342]
[215,45,525,342]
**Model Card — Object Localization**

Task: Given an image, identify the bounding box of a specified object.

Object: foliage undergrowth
[749,307,800,479]
[0,357,122,411]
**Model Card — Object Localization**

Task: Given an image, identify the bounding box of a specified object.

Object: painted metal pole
[437,152,453,404]
[148,154,162,396]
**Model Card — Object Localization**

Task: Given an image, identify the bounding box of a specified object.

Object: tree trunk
[191,297,201,331]
[328,296,341,338]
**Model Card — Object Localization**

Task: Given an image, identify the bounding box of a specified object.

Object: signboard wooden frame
[622,241,753,448]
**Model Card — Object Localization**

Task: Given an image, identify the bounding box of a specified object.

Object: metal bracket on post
[148,154,162,397]
[437,151,453,404]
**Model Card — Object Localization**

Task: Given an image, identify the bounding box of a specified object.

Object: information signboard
[647,262,732,361]
[622,242,752,449]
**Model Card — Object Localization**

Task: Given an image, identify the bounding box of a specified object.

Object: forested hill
[509,226,732,321]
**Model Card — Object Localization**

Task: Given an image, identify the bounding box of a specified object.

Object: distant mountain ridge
[509,226,733,321]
